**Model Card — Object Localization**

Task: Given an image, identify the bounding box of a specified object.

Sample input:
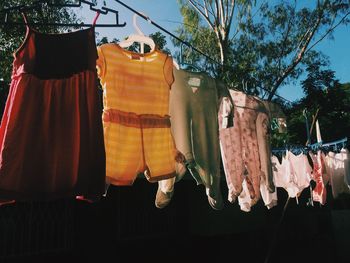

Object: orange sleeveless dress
[97,43,179,185]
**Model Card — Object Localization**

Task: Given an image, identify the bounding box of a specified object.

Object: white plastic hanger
[173,59,180,70]
[119,13,156,54]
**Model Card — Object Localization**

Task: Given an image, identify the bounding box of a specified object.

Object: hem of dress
[106,177,135,186]
[146,171,177,183]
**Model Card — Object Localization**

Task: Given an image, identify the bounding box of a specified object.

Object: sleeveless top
[0,13,106,203]
[96,43,179,185]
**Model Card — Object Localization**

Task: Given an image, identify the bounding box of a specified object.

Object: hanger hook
[180,42,184,65]
[302,108,308,117]
[133,13,145,36]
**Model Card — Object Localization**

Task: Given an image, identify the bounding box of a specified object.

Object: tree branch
[305,10,350,53]
[295,26,312,52]
[229,0,266,42]
[199,0,216,16]
[218,0,225,28]
[268,14,322,100]
[226,0,235,33]
[278,11,294,74]
[190,0,215,16]
[251,0,267,20]
[208,0,217,23]
[225,0,231,25]
[203,0,209,18]
[214,0,220,26]
[188,0,215,30]
[230,5,243,41]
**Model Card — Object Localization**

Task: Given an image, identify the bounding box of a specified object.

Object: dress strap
[21,12,29,25]
[92,12,100,26]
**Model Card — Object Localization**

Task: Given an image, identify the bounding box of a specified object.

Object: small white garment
[287,151,313,198]
[238,157,279,211]
[272,152,312,198]
[237,177,278,212]
[238,179,253,212]
[324,148,350,198]
[271,154,289,190]
[260,183,278,209]
[341,148,350,186]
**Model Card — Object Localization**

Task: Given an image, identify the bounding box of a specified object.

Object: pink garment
[254,100,286,209]
[238,178,253,212]
[256,112,278,209]
[259,100,286,191]
[271,154,289,189]
[310,151,327,205]
[219,90,264,204]
[219,98,244,202]
[287,152,313,198]
[272,152,312,198]
[344,149,350,185]
[325,149,350,198]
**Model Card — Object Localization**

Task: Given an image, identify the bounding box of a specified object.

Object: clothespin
[307,187,314,207]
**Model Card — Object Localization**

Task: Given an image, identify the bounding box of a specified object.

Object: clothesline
[0,0,292,103]
[271,137,348,155]
[112,0,291,104]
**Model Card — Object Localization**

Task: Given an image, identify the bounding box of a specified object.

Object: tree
[0,1,79,82]
[175,0,350,100]
[255,0,350,100]
[97,36,119,46]
[174,0,253,79]
[283,64,350,145]
[0,0,78,113]
[183,0,253,68]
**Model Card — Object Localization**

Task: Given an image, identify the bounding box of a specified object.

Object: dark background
[1,173,350,263]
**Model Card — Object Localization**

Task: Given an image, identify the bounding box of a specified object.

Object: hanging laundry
[157,68,223,210]
[287,151,313,198]
[219,89,265,206]
[256,112,274,193]
[255,100,286,209]
[219,97,243,203]
[272,151,313,199]
[324,149,350,198]
[237,178,254,212]
[309,151,327,204]
[343,148,350,186]
[271,154,288,189]
[257,111,278,210]
[310,121,327,205]
[0,13,106,203]
[96,43,181,187]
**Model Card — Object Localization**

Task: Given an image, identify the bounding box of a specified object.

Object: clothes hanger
[119,13,155,54]
[321,137,348,153]
[173,59,180,70]
[0,0,126,27]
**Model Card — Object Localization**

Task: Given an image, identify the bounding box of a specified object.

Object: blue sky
[81,0,350,102]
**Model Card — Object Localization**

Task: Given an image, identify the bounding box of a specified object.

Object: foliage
[0,0,78,113]
[97,36,118,46]
[281,64,350,146]
[0,0,79,83]
[174,0,350,100]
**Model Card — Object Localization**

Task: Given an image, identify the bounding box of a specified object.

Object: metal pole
[303,108,311,145]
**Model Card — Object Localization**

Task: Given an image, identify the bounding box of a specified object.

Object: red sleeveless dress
[0,15,105,203]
